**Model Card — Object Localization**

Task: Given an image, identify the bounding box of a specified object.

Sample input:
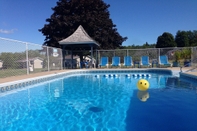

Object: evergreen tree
[187,30,197,46]
[39,0,127,49]
[175,30,189,47]
[156,32,176,48]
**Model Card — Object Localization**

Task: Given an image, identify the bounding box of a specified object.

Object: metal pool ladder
[180,58,197,73]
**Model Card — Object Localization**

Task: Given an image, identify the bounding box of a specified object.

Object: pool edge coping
[179,72,197,82]
[0,68,189,93]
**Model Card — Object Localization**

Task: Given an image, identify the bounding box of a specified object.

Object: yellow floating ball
[137,79,149,91]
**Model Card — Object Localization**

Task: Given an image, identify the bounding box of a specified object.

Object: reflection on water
[54,88,60,98]
[126,75,197,131]
[137,91,149,102]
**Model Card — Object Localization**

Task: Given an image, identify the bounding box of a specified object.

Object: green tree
[156,32,176,48]
[39,0,127,49]
[0,53,19,68]
[187,30,197,46]
[121,43,156,49]
[175,30,189,47]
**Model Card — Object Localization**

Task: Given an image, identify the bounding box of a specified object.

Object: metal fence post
[26,43,29,75]
[127,49,128,56]
[47,46,50,71]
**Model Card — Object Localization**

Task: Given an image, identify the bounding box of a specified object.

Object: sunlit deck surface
[0,67,196,84]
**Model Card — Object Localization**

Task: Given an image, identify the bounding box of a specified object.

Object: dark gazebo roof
[58,25,99,47]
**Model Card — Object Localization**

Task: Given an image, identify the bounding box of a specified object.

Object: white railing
[0,37,63,78]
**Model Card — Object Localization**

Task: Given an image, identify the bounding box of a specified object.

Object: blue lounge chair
[159,55,172,67]
[123,56,133,67]
[111,56,121,67]
[99,57,109,68]
[140,56,151,67]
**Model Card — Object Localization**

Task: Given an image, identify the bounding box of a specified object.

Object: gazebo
[58,25,99,69]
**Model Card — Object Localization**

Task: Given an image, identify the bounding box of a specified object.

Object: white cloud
[0,29,17,34]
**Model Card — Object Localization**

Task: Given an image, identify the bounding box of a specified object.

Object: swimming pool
[0,69,197,131]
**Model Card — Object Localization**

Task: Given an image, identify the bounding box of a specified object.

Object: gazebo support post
[96,50,99,68]
[62,45,66,69]
[91,45,93,68]
[71,47,73,69]
[79,52,83,68]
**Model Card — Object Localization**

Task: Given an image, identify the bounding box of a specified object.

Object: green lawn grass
[0,68,48,78]
[0,69,27,78]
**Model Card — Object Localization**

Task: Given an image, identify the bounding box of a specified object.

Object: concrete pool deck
[0,67,197,84]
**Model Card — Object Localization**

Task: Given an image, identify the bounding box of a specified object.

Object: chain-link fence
[0,37,62,78]
[97,47,197,69]
[1,37,197,78]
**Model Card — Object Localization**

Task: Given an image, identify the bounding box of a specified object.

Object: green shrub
[174,51,182,62]
[181,48,191,61]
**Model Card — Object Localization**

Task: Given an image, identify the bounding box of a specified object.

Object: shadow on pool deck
[0,67,196,84]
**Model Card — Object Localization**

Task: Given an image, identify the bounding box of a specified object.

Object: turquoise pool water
[0,72,197,131]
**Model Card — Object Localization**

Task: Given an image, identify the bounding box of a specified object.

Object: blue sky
[0,0,197,46]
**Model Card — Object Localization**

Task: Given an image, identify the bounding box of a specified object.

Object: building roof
[58,25,99,46]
